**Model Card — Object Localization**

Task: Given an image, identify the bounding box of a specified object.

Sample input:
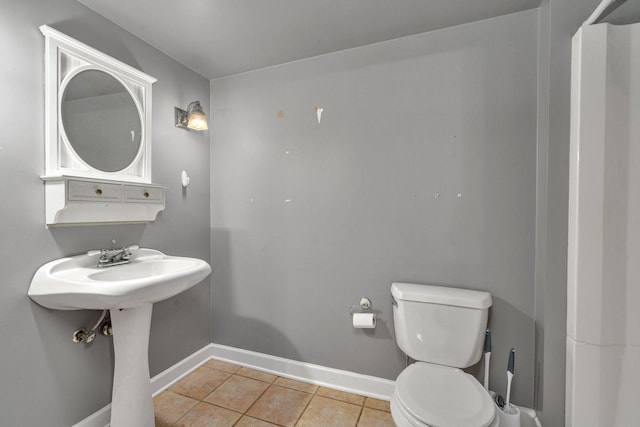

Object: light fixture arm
[186,101,200,112]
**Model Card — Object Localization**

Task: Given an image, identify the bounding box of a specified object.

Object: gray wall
[210,10,538,406]
[0,1,210,426]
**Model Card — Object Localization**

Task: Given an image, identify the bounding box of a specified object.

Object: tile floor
[154,359,395,427]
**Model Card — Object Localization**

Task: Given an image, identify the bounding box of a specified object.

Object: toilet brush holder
[496,403,521,427]
[490,391,521,427]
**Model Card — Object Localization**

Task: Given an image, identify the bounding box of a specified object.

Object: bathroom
[1,0,639,426]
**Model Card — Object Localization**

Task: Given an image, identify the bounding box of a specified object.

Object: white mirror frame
[41,25,157,184]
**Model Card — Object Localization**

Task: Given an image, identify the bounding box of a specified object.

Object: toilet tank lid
[391,283,492,309]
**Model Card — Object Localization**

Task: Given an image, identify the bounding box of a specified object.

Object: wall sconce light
[175,100,208,131]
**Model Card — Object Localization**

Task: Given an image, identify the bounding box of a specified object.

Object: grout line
[291,385,317,426]
[241,379,280,425]
[314,393,365,407]
[354,404,364,427]
[271,378,317,394]
[169,401,193,427]
[234,367,278,384]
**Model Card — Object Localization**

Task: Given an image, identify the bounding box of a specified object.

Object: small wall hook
[181,170,190,188]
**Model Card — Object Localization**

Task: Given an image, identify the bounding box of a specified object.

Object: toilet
[390,282,498,427]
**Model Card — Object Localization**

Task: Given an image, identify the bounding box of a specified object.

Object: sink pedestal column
[110,303,154,427]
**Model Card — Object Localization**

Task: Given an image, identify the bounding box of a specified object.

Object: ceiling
[606,1,640,25]
[78,0,542,79]
[78,0,640,79]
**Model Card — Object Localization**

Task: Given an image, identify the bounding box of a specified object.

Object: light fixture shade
[175,100,208,131]
[187,110,208,131]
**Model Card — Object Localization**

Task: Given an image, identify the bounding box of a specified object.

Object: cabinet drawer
[68,180,121,202]
[124,186,164,203]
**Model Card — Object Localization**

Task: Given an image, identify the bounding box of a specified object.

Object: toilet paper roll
[352,312,376,329]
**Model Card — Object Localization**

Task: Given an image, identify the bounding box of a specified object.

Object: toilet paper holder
[349,297,373,314]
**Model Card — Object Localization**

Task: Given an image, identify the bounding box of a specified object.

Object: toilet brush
[506,348,515,407]
[494,348,520,427]
[483,329,491,390]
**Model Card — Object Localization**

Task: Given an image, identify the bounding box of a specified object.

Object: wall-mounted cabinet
[40,25,165,226]
[44,177,166,226]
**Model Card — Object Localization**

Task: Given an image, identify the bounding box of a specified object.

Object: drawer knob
[144,191,150,198]
[95,189,103,195]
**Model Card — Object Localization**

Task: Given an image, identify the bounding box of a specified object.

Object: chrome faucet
[89,245,140,268]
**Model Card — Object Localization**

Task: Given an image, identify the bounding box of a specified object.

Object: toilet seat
[392,362,496,427]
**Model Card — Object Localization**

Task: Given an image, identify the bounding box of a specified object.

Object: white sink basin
[28,248,212,427]
[28,248,211,310]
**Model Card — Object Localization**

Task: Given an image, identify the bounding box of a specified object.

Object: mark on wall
[315,105,323,123]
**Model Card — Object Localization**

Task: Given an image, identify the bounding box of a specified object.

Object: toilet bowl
[390,363,498,427]
[390,282,497,427]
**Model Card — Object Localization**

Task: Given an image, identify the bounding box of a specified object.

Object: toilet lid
[395,363,495,427]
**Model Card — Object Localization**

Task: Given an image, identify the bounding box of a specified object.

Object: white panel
[569,23,640,346]
[568,21,640,427]
[604,345,640,427]
[600,25,631,347]
[568,24,607,344]
[566,338,601,427]
[568,338,640,427]
[622,24,640,346]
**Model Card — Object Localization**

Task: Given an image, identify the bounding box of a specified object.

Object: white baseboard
[73,343,395,427]
[151,344,214,397]
[208,343,395,401]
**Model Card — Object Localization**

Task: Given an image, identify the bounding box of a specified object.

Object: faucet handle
[97,249,110,265]
[121,245,140,261]
[87,248,110,259]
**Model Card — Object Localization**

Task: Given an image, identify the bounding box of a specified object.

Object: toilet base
[391,390,500,427]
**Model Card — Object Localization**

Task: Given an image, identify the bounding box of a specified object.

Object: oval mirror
[61,70,142,172]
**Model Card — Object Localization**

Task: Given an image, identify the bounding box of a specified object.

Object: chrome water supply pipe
[72,310,109,343]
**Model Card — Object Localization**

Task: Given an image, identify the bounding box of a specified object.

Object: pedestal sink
[28,248,211,427]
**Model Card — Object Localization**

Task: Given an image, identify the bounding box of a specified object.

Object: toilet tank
[391,282,492,368]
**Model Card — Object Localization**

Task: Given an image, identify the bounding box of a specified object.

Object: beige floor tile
[236,366,278,383]
[273,376,319,393]
[357,407,395,427]
[317,387,365,405]
[170,366,231,400]
[246,384,312,427]
[203,358,242,373]
[204,375,270,412]
[173,402,242,427]
[364,397,391,412]
[234,415,280,427]
[297,395,362,427]
[153,390,199,427]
